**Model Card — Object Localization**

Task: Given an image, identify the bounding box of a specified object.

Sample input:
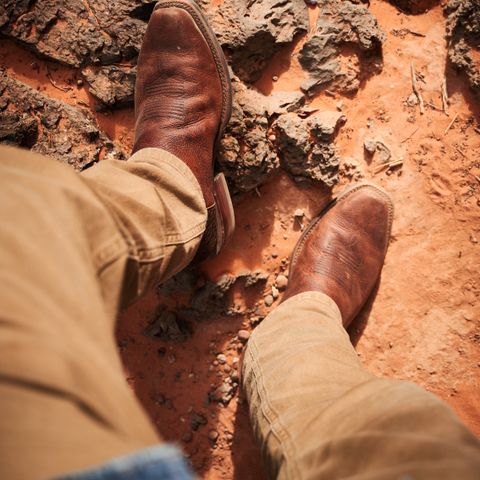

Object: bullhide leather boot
[283,183,394,327]
[133,0,234,259]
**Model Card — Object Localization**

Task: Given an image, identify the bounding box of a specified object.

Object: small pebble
[294,208,304,218]
[208,430,219,442]
[264,294,274,307]
[275,274,288,290]
[217,353,228,365]
[272,75,279,82]
[272,285,279,299]
[238,330,250,342]
[268,134,276,142]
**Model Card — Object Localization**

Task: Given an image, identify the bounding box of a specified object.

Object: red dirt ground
[1,1,479,479]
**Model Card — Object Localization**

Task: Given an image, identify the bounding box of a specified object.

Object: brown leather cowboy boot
[283,183,394,327]
[133,0,234,258]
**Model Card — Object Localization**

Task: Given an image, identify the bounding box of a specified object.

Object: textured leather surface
[132,0,228,210]
[283,184,394,327]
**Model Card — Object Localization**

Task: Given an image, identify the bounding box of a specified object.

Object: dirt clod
[144,306,192,342]
[82,66,136,108]
[274,111,346,187]
[0,71,124,169]
[201,0,308,83]
[299,0,385,97]
[191,412,208,431]
[445,0,480,93]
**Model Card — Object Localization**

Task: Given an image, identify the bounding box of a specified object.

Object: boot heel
[213,172,235,255]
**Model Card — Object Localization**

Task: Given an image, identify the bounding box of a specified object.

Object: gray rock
[271,286,280,300]
[364,138,377,154]
[237,330,251,342]
[216,353,228,365]
[209,382,235,405]
[375,141,392,163]
[264,294,274,307]
[298,0,385,96]
[275,275,288,290]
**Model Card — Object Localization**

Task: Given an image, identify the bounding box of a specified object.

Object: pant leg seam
[247,338,303,480]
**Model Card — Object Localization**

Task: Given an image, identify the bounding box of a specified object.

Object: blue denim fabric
[54,444,194,480]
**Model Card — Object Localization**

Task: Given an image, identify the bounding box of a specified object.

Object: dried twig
[443,112,459,135]
[454,146,467,158]
[374,159,403,174]
[400,127,419,144]
[441,78,449,116]
[46,66,71,93]
[426,101,443,112]
[407,29,426,37]
[411,62,425,115]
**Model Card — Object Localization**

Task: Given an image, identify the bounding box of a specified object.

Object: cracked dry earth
[1,0,480,478]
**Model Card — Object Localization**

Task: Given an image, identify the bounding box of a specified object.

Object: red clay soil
[120,3,480,478]
[1,1,479,479]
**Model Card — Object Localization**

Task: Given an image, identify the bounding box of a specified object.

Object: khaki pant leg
[242,292,480,480]
[0,146,206,479]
